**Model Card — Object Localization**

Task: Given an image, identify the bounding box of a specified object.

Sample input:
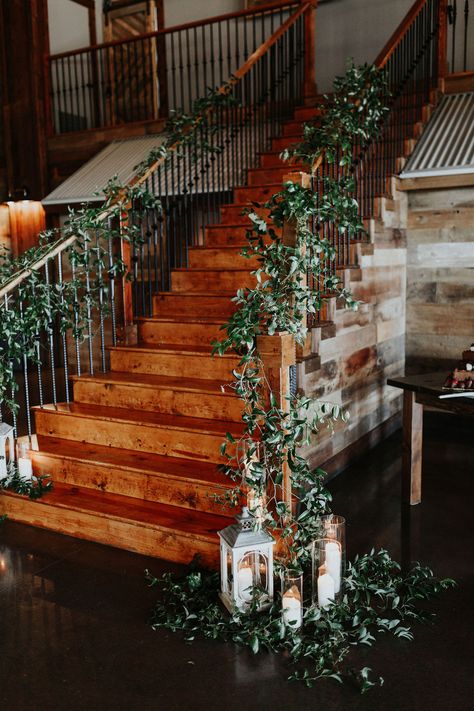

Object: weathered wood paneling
[300,188,408,472]
[406,186,474,373]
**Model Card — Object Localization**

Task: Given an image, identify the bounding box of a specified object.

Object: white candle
[238,565,253,602]
[317,566,335,609]
[282,585,303,628]
[325,541,342,593]
[18,457,33,479]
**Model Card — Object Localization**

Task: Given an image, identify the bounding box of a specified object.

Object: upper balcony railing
[447,0,474,73]
[45,0,306,136]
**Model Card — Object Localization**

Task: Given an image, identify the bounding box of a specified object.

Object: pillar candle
[18,457,33,479]
[325,540,342,593]
[238,565,253,601]
[317,566,335,609]
[282,585,303,628]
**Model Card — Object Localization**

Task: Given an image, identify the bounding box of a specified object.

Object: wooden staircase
[0,101,430,566]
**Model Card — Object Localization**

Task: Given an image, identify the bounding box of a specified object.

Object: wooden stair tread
[0,483,230,541]
[135,315,226,325]
[33,402,243,436]
[34,436,227,486]
[108,343,235,357]
[70,371,233,395]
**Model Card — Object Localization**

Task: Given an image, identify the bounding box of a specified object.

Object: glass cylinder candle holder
[312,514,346,609]
[16,440,33,480]
[281,572,303,630]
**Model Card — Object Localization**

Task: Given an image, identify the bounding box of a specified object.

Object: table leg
[402,390,423,505]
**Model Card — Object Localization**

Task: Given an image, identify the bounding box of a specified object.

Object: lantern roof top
[218,507,275,548]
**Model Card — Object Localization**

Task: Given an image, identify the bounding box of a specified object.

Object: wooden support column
[117,209,137,345]
[256,332,296,508]
[436,0,449,84]
[303,0,318,103]
[283,170,312,359]
[401,391,423,506]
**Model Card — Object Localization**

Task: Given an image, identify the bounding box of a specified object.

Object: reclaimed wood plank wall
[405,187,474,373]
[299,188,408,476]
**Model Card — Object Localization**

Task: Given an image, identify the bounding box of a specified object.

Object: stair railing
[0,1,317,437]
[307,0,448,326]
[447,0,473,73]
[45,0,314,136]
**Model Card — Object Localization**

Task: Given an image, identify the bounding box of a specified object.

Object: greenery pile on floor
[147,553,454,692]
[0,464,53,500]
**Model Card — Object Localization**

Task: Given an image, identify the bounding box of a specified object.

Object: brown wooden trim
[443,70,474,93]
[374,0,428,68]
[396,172,474,191]
[70,0,95,9]
[436,0,448,81]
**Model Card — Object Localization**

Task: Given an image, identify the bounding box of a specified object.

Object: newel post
[436,0,449,84]
[255,170,312,510]
[117,207,137,345]
[303,0,318,103]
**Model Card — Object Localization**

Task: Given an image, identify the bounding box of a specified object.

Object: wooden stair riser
[171,269,257,293]
[247,166,296,186]
[31,450,232,516]
[188,247,260,270]
[35,409,231,464]
[152,293,236,318]
[137,318,224,346]
[73,378,243,422]
[109,348,239,381]
[271,134,300,152]
[259,152,302,169]
[293,106,321,121]
[234,184,281,203]
[205,223,280,247]
[220,204,271,224]
[0,491,220,567]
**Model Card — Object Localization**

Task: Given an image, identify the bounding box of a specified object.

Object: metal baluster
[464,0,470,71]
[18,298,33,437]
[82,239,94,375]
[94,230,107,372]
[57,252,71,401]
[107,220,118,348]
[70,259,82,376]
[44,262,58,404]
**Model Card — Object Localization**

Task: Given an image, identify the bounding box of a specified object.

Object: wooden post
[303,0,318,103]
[117,209,137,345]
[401,391,423,505]
[256,332,296,509]
[436,0,449,84]
[283,170,312,359]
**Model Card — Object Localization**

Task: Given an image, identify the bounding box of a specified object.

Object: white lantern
[218,506,275,613]
[0,423,15,479]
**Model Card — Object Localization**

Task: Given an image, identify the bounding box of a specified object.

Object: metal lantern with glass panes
[0,423,15,478]
[218,506,275,612]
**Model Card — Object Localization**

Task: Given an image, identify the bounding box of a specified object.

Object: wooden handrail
[1,1,314,300]
[47,1,301,61]
[374,0,429,68]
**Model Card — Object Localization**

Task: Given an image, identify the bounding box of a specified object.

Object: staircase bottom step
[0,484,229,567]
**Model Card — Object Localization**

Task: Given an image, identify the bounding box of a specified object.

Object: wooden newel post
[256,332,296,509]
[303,0,318,103]
[117,208,137,345]
[436,0,449,85]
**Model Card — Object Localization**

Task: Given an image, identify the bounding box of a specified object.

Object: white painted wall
[315,0,414,90]
[47,0,416,91]
[48,0,103,54]
[163,0,241,27]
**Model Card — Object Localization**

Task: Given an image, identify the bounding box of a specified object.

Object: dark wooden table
[387,372,474,505]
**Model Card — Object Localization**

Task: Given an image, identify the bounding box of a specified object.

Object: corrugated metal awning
[42,134,166,206]
[400,92,474,179]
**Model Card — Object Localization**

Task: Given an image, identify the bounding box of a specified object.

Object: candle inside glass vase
[281,575,303,630]
[17,441,33,479]
[317,564,335,609]
[237,561,253,602]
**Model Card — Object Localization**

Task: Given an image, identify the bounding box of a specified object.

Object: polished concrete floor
[0,412,472,711]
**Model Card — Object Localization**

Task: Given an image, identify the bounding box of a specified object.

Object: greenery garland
[147,62,454,692]
[147,553,454,691]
